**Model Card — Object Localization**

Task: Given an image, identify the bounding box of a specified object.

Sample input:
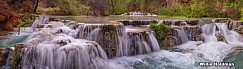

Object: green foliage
[57,0,81,15]
[38,0,242,17]
[150,23,172,40]
[17,15,34,34]
[241,8,243,20]
[157,0,242,18]
[113,0,132,14]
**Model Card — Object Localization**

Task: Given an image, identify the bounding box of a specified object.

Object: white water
[177,29,189,44]
[201,23,218,42]
[66,21,160,57]
[147,32,160,51]
[20,22,108,69]
[108,23,243,69]
[31,16,49,31]
[121,12,157,16]
[215,23,241,43]
[10,18,243,69]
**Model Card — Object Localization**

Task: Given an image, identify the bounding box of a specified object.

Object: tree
[88,0,109,16]
[107,0,117,14]
[34,0,39,13]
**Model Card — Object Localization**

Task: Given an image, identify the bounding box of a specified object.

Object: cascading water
[125,31,159,56]
[0,48,13,69]
[201,23,218,42]
[201,23,241,43]
[64,20,161,58]
[68,23,127,58]
[31,16,49,31]
[108,21,243,69]
[16,21,109,69]
[176,28,190,44]
[4,17,243,69]
[164,21,190,45]
[215,23,241,43]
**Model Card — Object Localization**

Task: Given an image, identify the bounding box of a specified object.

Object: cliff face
[0,1,20,33]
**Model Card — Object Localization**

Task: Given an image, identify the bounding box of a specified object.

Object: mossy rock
[11,43,25,69]
[150,23,173,48]
[216,34,228,43]
[160,35,175,48]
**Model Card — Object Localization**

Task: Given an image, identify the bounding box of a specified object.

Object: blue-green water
[224,51,243,69]
[0,31,31,69]
[0,31,30,48]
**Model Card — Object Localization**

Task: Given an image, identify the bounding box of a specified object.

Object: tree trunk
[110,0,115,15]
[34,0,39,13]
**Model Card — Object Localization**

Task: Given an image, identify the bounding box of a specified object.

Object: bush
[57,0,81,15]
[17,15,34,35]
[157,3,193,17]
[150,23,172,40]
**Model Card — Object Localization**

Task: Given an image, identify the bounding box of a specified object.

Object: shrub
[57,0,81,15]
[17,15,34,35]
[150,23,172,40]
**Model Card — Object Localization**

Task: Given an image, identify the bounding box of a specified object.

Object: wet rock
[216,34,228,43]
[192,35,203,41]
[119,20,157,26]
[11,43,24,69]
[161,35,175,48]
[36,24,45,28]
[0,48,10,66]
[0,48,13,66]
[69,22,126,58]
[231,46,243,52]
[162,20,199,26]
[126,31,156,55]
[184,26,202,41]
[234,26,243,36]
[49,18,60,21]
[229,20,243,30]
[213,18,230,23]
[55,39,71,46]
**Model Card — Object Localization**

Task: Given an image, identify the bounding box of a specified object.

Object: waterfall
[65,20,162,58]
[215,23,240,43]
[0,48,13,69]
[87,28,101,41]
[21,36,108,69]
[147,32,160,51]
[201,23,241,43]
[5,48,12,67]
[31,16,49,31]
[176,29,189,44]
[18,21,108,69]
[201,23,218,42]
[166,22,190,45]
[125,31,160,56]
